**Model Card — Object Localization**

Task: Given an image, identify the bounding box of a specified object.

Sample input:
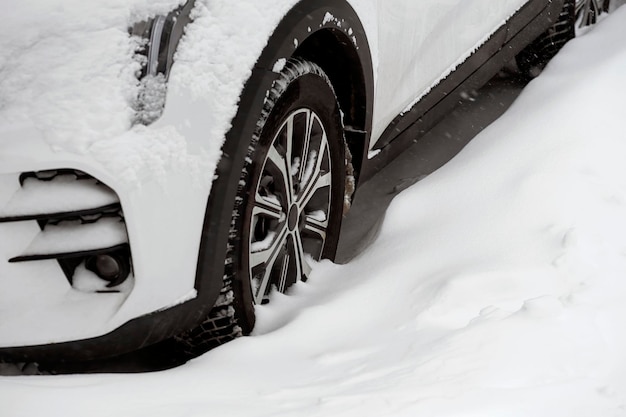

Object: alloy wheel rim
[248,108,332,304]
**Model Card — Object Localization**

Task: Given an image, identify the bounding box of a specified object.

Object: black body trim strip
[9,243,129,263]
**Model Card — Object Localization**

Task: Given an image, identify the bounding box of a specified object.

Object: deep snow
[2,5,626,417]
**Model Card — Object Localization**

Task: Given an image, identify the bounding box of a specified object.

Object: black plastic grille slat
[3,169,130,274]
[0,203,121,224]
[1,169,133,290]
[18,169,96,186]
[9,243,130,263]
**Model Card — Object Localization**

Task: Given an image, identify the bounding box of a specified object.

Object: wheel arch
[293,26,371,180]
[252,0,375,182]
[192,0,374,339]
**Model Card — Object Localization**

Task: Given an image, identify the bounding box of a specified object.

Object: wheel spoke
[284,116,296,201]
[299,170,332,209]
[249,222,288,270]
[304,215,328,241]
[293,230,312,279]
[298,132,330,207]
[277,253,290,294]
[298,110,313,183]
[250,223,289,303]
[301,123,326,186]
[253,193,283,220]
[266,144,293,206]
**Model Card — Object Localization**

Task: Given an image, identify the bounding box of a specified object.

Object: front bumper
[0,121,211,357]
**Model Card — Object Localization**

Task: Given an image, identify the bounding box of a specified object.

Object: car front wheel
[232,58,348,331]
[174,59,348,357]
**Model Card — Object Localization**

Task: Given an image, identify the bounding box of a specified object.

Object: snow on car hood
[0,0,184,152]
[0,0,309,187]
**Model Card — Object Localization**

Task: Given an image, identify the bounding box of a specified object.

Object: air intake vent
[0,169,119,223]
[0,169,132,291]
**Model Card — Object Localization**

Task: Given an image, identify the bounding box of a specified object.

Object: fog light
[86,250,130,288]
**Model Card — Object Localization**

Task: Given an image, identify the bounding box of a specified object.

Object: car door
[370,0,530,146]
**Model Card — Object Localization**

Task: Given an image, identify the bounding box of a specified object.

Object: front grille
[0,169,132,292]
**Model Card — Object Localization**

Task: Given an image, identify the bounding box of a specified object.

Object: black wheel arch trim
[0,0,373,365]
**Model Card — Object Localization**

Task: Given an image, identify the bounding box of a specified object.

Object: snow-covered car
[0,0,575,367]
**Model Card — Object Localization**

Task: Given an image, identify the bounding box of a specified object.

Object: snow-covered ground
[3,6,626,417]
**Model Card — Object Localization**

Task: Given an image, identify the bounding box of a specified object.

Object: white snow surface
[0,176,118,218]
[20,218,127,257]
[0,0,302,186]
[3,6,626,417]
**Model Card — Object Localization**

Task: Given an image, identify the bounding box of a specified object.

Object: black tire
[516,0,576,78]
[173,59,348,358]
[575,0,611,27]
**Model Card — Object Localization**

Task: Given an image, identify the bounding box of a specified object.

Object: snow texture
[0,0,304,188]
[0,0,184,152]
[0,0,199,188]
[2,5,626,417]
[20,218,127,257]
[0,176,118,218]
[272,58,288,73]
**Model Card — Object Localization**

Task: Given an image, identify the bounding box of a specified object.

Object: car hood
[0,0,316,191]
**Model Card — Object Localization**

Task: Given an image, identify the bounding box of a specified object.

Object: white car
[0,0,575,368]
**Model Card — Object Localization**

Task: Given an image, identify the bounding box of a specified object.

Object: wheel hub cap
[288,204,299,231]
